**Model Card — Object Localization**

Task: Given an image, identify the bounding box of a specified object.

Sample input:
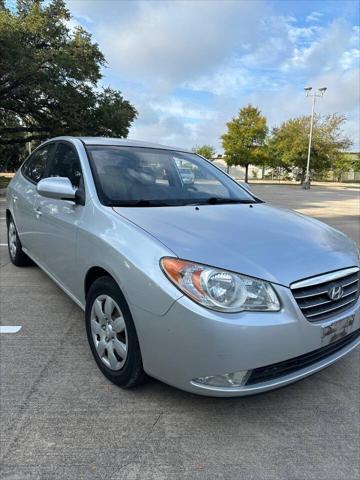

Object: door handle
[35,208,42,218]
[12,194,18,203]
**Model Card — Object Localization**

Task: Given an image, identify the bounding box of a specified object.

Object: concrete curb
[248,180,359,188]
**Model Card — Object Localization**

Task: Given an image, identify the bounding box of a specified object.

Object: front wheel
[7,217,31,266]
[85,276,146,388]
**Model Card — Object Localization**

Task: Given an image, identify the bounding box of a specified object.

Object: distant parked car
[6,137,360,397]
[179,167,194,184]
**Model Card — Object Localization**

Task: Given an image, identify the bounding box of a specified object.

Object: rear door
[12,143,55,255]
[34,141,86,294]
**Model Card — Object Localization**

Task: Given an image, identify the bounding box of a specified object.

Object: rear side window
[22,144,54,184]
[47,143,83,188]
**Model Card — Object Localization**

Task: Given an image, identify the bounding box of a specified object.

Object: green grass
[0,176,11,189]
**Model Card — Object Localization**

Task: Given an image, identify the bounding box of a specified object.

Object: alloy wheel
[90,294,128,371]
[8,221,17,259]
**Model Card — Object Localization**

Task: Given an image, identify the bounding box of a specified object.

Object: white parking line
[0,243,8,246]
[0,326,22,334]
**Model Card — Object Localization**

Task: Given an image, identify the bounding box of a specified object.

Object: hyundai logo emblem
[328,285,344,301]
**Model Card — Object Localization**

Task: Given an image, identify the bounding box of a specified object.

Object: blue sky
[10,0,360,151]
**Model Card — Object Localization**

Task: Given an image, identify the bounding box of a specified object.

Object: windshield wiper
[193,197,256,205]
[111,199,174,207]
[111,197,258,207]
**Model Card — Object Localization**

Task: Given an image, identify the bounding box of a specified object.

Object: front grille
[291,268,359,322]
[246,329,360,385]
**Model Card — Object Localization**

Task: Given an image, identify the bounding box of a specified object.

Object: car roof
[49,136,191,153]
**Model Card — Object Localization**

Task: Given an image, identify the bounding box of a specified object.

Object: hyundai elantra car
[6,137,360,396]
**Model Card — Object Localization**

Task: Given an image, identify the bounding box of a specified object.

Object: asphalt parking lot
[0,184,359,480]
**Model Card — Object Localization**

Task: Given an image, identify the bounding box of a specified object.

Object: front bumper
[132,284,360,397]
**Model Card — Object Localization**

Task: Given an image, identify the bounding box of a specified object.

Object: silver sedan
[6,137,360,396]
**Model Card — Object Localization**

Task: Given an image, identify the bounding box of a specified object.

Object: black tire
[85,276,146,388]
[7,216,31,267]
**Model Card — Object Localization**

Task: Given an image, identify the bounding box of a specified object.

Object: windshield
[87,146,258,207]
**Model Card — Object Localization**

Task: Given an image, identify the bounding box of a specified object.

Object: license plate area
[321,315,355,345]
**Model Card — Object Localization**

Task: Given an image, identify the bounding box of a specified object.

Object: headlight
[160,257,280,313]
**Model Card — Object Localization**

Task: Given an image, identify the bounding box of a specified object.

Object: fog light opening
[193,370,249,388]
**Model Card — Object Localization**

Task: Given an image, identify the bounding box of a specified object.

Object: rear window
[22,144,54,184]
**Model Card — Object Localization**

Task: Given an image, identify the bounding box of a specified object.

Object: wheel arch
[6,209,12,225]
[84,266,116,298]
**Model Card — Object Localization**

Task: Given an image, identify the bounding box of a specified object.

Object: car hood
[113,203,358,286]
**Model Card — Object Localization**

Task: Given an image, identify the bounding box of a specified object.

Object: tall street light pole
[303,86,327,190]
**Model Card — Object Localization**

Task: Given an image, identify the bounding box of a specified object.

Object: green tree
[332,152,360,182]
[0,0,137,156]
[192,144,216,160]
[221,105,268,182]
[269,114,352,182]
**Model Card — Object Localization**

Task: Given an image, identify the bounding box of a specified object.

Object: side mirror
[37,177,76,201]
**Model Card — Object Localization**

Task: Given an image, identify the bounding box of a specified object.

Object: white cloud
[286,24,320,44]
[148,65,360,151]
[126,92,238,150]
[310,69,360,116]
[65,1,359,151]
[130,116,187,147]
[184,61,251,96]
[130,15,359,151]
[339,48,360,70]
[245,68,360,150]
[281,20,352,73]
[149,98,216,121]
[306,11,323,23]
[68,0,268,89]
[350,26,360,46]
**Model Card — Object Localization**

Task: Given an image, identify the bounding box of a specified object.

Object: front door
[34,142,85,296]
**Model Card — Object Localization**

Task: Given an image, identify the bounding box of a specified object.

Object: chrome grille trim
[342,288,359,298]
[294,290,329,299]
[342,278,359,288]
[305,298,356,318]
[291,268,360,323]
[290,267,359,289]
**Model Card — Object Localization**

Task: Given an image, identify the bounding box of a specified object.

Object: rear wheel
[7,217,31,267]
[85,276,146,388]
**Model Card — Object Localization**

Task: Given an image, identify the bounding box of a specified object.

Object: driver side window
[47,143,83,189]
